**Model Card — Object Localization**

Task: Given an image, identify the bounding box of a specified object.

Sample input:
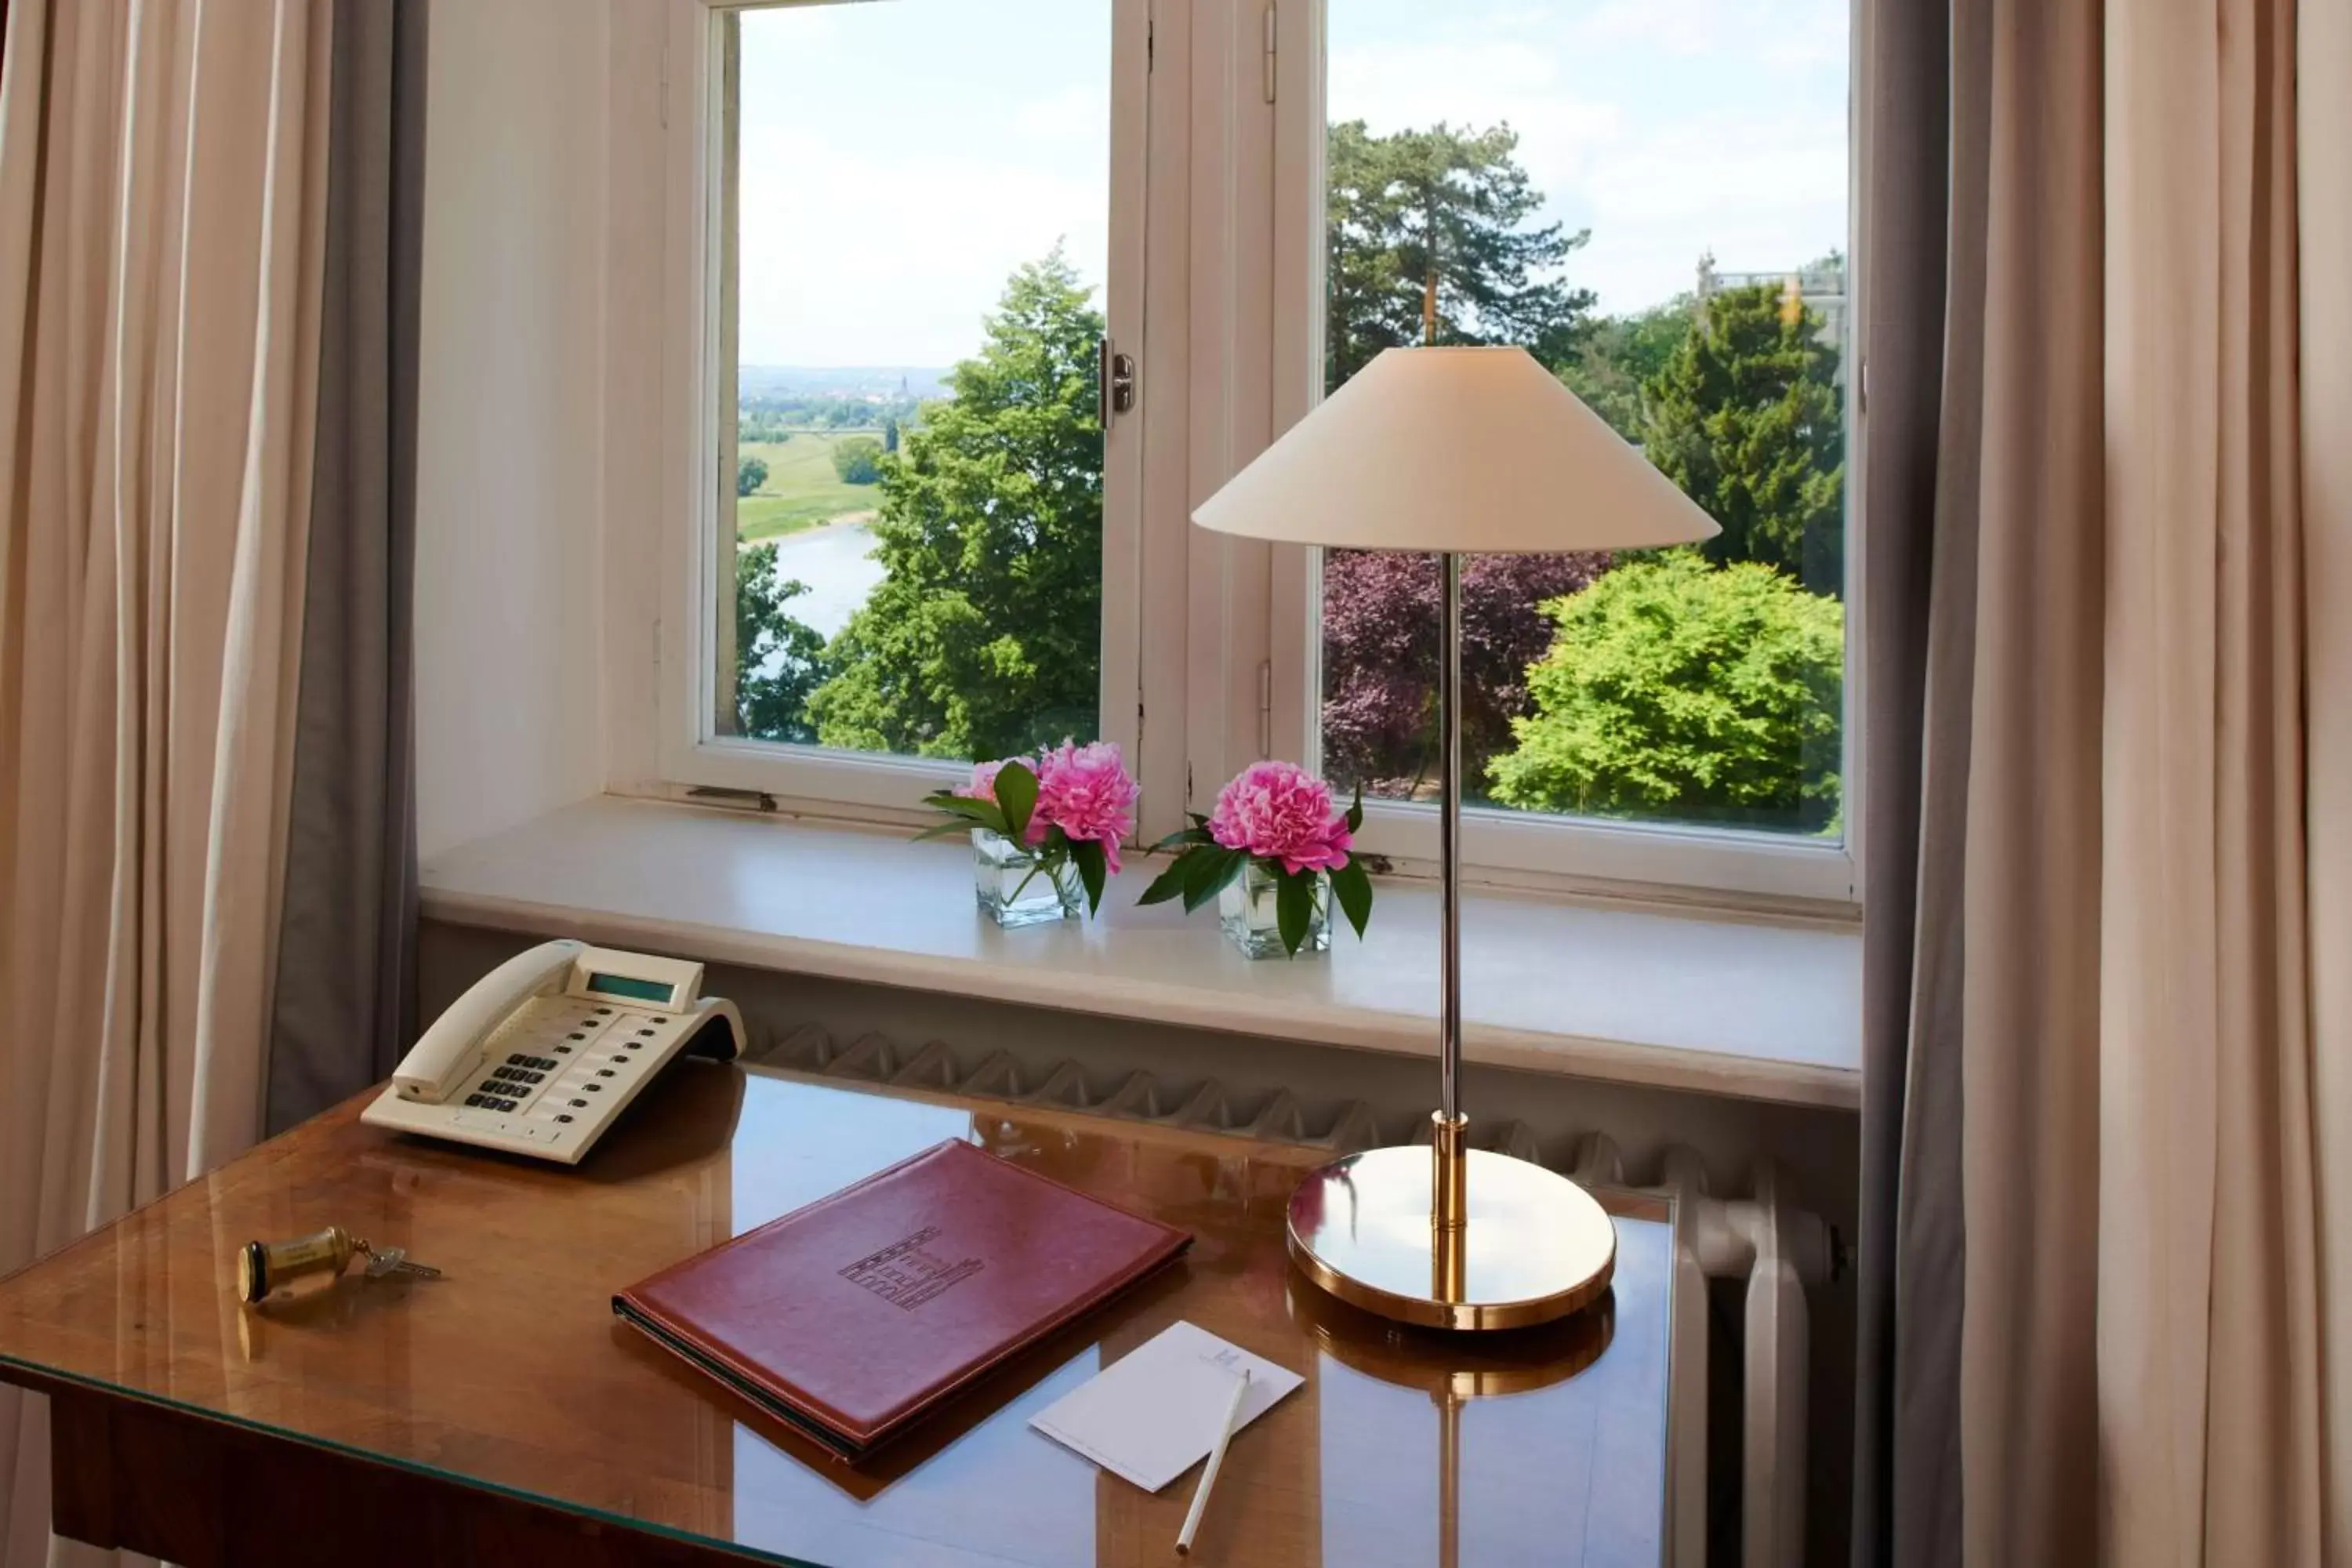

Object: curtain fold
[263,0,424,1134]
[1859,0,2339,1560]
[2298,0,2352,1547]
[0,0,425,1561]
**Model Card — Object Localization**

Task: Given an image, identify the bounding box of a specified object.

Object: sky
[735,0,1849,368]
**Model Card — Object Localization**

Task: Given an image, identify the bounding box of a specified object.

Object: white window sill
[418,796,1862,1110]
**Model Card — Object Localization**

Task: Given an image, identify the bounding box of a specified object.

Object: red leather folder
[613,1138,1191,1459]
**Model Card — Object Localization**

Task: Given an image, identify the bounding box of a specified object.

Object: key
[356,1243,444,1283]
[238,1226,442,1301]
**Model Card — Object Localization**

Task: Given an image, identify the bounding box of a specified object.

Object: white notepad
[1029,1320,1305,1492]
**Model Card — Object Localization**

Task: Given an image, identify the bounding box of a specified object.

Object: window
[699,0,1145,804]
[1285,0,1857,898]
[648,0,1859,906]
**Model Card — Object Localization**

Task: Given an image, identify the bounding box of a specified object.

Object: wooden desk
[0,1062,1675,1567]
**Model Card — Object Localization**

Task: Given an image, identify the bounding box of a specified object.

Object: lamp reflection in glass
[1193,347,1719,1330]
[1288,1270,1615,1567]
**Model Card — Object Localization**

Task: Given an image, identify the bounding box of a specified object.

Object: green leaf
[1275,869,1312,956]
[994,760,1040,844]
[1345,786,1364,834]
[1137,850,1198,906]
[1329,855,1374,938]
[920,793,1007,837]
[912,819,980,843]
[1070,837,1108,914]
[1181,846,1248,914]
[1148,824,1216,854]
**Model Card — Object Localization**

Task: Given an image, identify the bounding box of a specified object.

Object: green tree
[1554,296,1694,441]
[735,454,769,497]
[831,436,884,485]
[1487,554,1843,831]
[1639,281,1845,591]
[805,250,1104,758]
[733,545,829,744]
[882,416,900,454]
[1327,120,1595,382]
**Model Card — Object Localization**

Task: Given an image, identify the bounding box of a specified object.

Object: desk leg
[49,1386,230,1565]
[49,1389,122,1553]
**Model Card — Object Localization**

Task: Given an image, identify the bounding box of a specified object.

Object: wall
[414,0,612,859]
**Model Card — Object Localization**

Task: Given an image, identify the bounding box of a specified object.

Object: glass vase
[1218,860,1332,959]
[971,828,1083,928]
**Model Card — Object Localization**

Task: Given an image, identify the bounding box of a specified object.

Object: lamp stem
[1438,550,1464,1126]
[1432,550,1470,1232]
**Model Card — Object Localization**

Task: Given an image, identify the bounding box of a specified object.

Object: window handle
[1099,337,1137,426]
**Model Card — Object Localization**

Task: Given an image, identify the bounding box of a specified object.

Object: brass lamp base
[1285,1129,1617,1332]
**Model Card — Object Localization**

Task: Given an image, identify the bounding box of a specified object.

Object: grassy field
[735,432,884,543]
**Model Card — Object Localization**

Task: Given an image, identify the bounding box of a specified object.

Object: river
[752,521,884,642]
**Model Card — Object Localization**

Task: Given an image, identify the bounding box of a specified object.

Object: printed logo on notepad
[838,1226,985,1310]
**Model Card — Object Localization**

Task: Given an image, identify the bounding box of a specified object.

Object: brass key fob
[238,1227,442,1303]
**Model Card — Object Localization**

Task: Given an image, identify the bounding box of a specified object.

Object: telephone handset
[362,939,746,1164]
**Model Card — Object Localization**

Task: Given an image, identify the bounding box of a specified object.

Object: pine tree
[1553,297,1694,441]
[804,250,1105,758]
[1639,281,1845,592]
[1326,120,1595,382]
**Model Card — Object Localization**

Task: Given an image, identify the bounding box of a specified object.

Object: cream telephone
[362,940,746,1164]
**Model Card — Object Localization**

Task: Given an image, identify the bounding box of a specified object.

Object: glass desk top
[0,1062,1675,1568]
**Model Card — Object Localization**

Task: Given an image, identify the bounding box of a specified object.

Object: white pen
[1175,1367,1252,1556]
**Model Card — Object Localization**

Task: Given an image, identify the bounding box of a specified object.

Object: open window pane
[1317,0,1850,839]
[715,0,1112,763]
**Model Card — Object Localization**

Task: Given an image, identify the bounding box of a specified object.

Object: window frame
[648,0,1163,822]
[625,0,1867,913]
[1263,0,1864,908]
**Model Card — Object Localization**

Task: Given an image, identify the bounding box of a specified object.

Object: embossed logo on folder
[839,1226,985,1311]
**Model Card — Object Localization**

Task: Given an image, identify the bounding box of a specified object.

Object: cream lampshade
[1193,345,1720,553]
[1192,345,1718,1332]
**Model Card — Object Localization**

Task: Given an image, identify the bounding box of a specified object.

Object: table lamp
[1193,346,1719,1330]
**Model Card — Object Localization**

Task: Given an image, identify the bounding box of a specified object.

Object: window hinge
[1262,5,1277,104]
[1147,13,1155,71]
[1857,356,1868,417]
[1099,337,1137,425]
[1258,660,1273,757]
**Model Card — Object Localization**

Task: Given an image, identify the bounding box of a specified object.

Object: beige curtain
[1861,0,2352,1562]
[2300,0,2352,1552]
[2101,0,2328,1560]
[0,3,332,1565]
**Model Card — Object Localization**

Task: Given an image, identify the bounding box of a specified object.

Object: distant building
[1695,255,1848,379]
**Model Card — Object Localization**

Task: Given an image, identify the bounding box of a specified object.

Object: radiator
[755,1024,1836,1568]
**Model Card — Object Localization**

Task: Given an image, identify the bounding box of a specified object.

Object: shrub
[1486,553,1842,831]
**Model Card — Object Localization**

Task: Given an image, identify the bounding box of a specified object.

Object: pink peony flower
[955,758,1007,804]
[1209,761,1353,875]
[1031,739,1140,872]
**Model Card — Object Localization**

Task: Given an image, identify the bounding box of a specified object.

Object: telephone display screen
[587,972,674,1004]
